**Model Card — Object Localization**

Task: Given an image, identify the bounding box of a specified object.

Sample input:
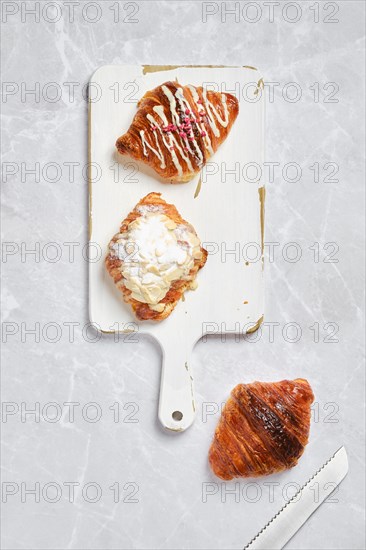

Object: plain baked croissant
[116,80,239,183]
[209,379,314,480]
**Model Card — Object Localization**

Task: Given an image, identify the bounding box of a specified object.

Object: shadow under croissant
[114,149,200,186]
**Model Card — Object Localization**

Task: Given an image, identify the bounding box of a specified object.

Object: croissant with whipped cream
[209,379,314,480]
[116,81,239,183]
[105,193,207,320]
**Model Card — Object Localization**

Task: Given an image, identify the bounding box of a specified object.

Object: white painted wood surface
[89,65,265,432]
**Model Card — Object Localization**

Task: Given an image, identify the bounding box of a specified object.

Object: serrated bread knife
[244,446,349,550]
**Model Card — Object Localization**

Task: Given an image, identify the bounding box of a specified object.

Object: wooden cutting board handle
[157,334,195,432]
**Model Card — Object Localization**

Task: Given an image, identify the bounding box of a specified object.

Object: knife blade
[244,446,349,550]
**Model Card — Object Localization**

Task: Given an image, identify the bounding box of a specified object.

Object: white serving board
[89,65,265,432]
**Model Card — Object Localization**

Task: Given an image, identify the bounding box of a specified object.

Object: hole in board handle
[172,410,183,421]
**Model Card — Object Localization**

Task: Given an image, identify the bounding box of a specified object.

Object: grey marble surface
[1,1,365,549]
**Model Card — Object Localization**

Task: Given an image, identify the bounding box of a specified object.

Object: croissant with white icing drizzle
[116,81,239,183]
[209,379,314,480]
[106,193,207,321]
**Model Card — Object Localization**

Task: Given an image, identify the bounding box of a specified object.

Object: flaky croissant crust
[116,81,239,183]
[209,379,314,480]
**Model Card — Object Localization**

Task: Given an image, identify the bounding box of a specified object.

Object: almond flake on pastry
[105,193,207,321]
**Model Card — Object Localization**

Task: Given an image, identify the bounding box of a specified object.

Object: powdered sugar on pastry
[111,212,202,305]
[105,193,208,321]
